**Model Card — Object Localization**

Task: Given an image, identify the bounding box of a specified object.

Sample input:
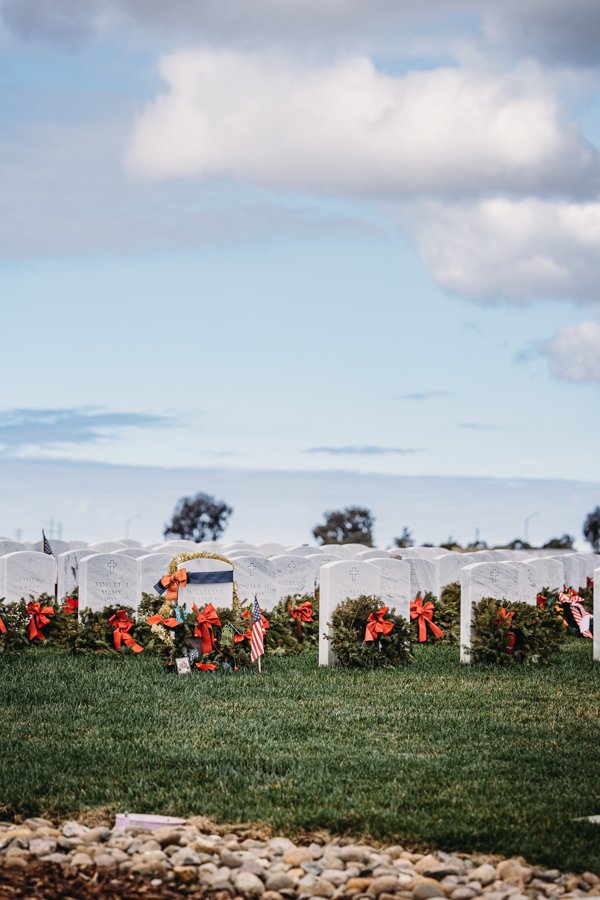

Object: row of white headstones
[0,536,598,664]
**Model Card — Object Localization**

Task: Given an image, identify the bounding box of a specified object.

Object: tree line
[164,491,600,552]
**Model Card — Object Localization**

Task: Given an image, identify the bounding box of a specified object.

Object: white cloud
[408,198,600,304]
[541,321,600,382]
[126,50,597,198]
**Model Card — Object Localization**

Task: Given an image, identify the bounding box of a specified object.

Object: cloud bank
[409,198,600,304]
[126,51,597,200]
[0,408,171,451]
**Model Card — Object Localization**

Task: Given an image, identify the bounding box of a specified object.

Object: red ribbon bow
[192,603,221,655]
[410,595,443,643]
[496,608,516,653]
[147,613,180,628]
[536,594,547,607]
[289,600,313,637]
[234,627,252,644]
[195,662,217,671]
[0,617,6,635]
[109,610,143,653]
[160,568,188,602]
[27,601,55,641]
[64,596,79,616]
[364,606,395,641]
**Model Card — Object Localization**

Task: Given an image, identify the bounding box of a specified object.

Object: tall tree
[164,492,233,543]
[312,506,374,546]
[583,506,600,551]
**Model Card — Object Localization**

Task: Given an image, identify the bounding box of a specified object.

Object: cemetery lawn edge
[1,640,599,874]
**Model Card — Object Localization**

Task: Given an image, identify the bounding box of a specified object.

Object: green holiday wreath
[471,596,566,665]
[329,594,413,669]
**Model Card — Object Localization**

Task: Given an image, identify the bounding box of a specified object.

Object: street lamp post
[523,512,540,546]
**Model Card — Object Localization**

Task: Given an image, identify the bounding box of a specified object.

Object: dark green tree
[313,506,374,546]
[583,506,600,551]
[164,492,232,542]
[393,527,414,548]
[542,534,574,550]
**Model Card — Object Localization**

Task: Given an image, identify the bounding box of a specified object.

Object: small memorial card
[176,657,191,675]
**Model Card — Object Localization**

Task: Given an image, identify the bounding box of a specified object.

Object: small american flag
[250,595,264,664]
[42,530,54,557]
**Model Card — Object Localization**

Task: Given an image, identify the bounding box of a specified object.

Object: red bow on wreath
[27,601,55,641]
[364,607,395,642]
[0,617,6,635]
[410,595,443,643]
[147,613,180,628]
[495,608,516,653]
[587,576,594,589]
[196,662,217,671]
[160,568,188,602]
[64,596,79,616]
[289,600,313,638]
[536,594,547,607]
[192,603,221,654]
[109,610,143,653]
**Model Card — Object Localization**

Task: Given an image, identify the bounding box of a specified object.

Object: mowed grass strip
[1,641,599,872]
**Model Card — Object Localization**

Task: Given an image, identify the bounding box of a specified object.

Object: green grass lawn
[1,642,599,873]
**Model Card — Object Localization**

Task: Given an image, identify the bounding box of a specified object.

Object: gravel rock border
[0,817,598,899]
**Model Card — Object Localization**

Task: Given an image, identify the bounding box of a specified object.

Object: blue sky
[0,0,598,545]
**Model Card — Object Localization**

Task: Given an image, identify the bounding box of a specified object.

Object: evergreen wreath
[329,594,413,669]
[471,597,566,665]
[267,594,319,654]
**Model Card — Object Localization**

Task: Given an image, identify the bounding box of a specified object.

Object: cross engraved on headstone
[349,567,359,582]
[107,559,117,574]
[248,563,256,576]
[382,565,392,577]
[27,556,34,564]
[528,571,536,586]
[490,567,500,581]
[288,561,297,572]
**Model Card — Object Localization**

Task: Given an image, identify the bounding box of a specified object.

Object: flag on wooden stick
[250,595,264,666]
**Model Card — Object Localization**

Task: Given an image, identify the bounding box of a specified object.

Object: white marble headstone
[79,554,141,613]
[57,550,98,600]
[521,557,564,592]
[232,556,278,611]
[365,558,410,621]
[403,557,436,599]
[560,555,584,591]
[0,551,56,603]
[113,548,149,558]
[173,557,234,610]
[356,549,391,560]
[433,553,476,598]
[319,560,382,666]
[88,540,129,553]
[306,553,344,587]
[138,553,178,596]
[256,543,287,557]
[0,540,25,556]
[460,562,519,663]
[271,555,316,602]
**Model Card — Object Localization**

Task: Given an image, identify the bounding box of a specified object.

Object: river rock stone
[413,880,446,900]
[469,865,496,886]
[283,847,313,867]
[235,871,265,894]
